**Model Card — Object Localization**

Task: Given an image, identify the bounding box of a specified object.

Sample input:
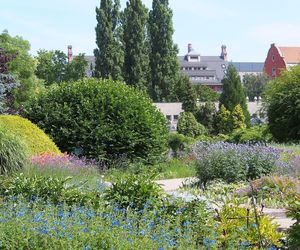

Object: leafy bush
[104,172,164,210]
[177,112,206,138]
[168,133,192,158]
[287,197,300,249]
[0,127,27,175]
[216,202,283,249]
[193,142,283,186]
[24,78,168,162]
[0,115,61,156]
[0,173,102,206]
[264,65,300,142]
[228,125,273,144]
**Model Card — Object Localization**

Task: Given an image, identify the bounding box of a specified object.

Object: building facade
[264,43,300,78]
[178,44,228,92]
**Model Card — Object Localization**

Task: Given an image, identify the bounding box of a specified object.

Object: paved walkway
[155,177,295,230]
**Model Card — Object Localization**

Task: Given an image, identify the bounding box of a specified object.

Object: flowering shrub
[193,142,285,186]
[0,197,282,249]
[31,153,97,173]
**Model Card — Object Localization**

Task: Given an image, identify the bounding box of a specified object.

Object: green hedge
[0,115,61,156]
[24,78,168,162]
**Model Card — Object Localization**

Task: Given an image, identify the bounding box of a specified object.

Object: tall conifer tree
[219,64,250,125]
[94,0,123,81]
[123,0,149,90]
[149,0,180,101]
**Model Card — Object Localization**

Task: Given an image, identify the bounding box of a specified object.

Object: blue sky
[1,0,300,62]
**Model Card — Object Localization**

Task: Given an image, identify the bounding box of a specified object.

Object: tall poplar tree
[219,64,250,125]
[123,0,149,90]
[94,0,123,81]
[149,0,180,101]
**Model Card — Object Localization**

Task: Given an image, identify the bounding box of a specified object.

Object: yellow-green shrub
[0,115,61,156]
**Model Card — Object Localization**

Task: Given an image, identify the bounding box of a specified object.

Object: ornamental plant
[0,127,27,175]
[177,112,206,138]
[0,115,61,156]
[24,78,168,163]
[193,142,284,186]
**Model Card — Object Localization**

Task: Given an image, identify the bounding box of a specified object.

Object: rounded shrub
[0,115,61,156]
[24,78,168,162]
[177,112,206,138]
[0,127,27,175]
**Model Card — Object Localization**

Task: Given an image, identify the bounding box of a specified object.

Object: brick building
[264,43,300,78]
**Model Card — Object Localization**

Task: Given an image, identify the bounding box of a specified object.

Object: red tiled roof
[278,47,300,63]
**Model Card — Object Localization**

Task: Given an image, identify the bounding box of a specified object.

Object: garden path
[155,178,296,230]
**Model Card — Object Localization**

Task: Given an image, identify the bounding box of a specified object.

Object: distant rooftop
[231,62,264,73]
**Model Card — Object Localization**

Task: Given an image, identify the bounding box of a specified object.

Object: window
[190,56,198,60]
[173,115,179,120]
[221,64,226,69]
[272,55,275,62]
[166,115,171,121]
[272,68,276,76]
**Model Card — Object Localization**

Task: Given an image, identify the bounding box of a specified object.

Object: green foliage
[0,127,27,175]
[35,50,88,85]
[178,75,197,112]
[287,197,300,249]
[94,0,123,81]
[104,172,164,210]
[216,202,283,249]
[0,173,102,206]
[168,133,191,158]
[0,115,61,156]
[264,64,300,142]
[216,105,246,134]
[216,105,231,134]
[0,30,43,110]
[149,0,180,101]
[228,125,273,144]
[219,64,250,125]
[195,101,216,133]
[123,0,149,90]
[230,104,246,130]
[24,78,168,162]
[177,112,206,138]
[193,84,220,102]
[243,73,269,101]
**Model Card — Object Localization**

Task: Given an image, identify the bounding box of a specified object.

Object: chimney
[188,43,192,53]
[220,45,227,61]
[67,45,73,63]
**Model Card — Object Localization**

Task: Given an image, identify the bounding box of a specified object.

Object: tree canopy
[264,65,300,142]
[35,50,87,85]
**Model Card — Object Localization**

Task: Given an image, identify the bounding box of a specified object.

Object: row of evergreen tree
[94,0,187,102]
